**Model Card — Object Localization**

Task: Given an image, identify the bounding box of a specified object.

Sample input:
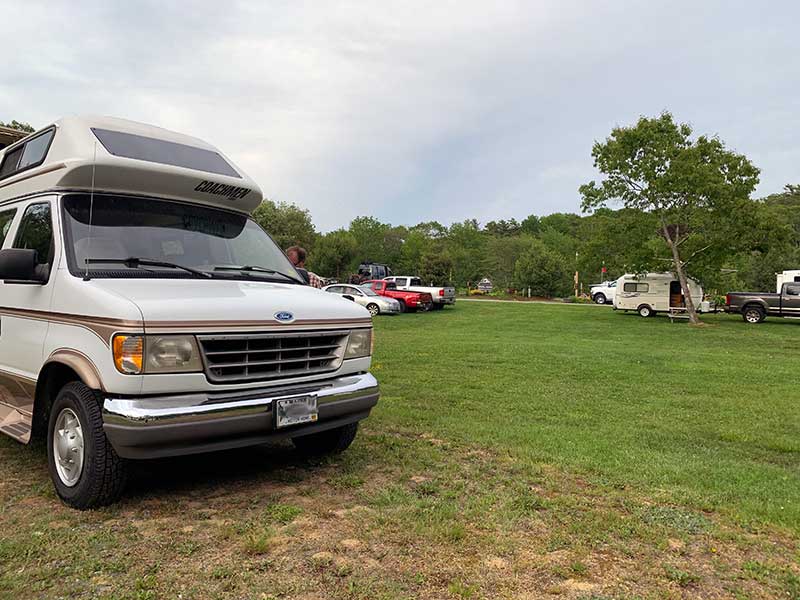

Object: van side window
[623,282,649,293]
[13,202,53,266]
[0,209,17,246]
[0,128,55,181]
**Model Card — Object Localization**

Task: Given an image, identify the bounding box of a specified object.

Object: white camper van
[0,116,378,508]
[613,273,711,317]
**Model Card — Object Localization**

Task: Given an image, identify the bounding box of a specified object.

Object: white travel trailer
[613,272,711,317]
[776,270,800,293]
[0,116,378,508]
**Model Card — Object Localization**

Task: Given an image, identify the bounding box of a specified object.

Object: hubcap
[53,408,84,487]
[596,296,605,304]
[369,305,379,316]
[746,311,759,323]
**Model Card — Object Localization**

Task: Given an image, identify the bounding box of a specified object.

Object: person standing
[286,245,322,288]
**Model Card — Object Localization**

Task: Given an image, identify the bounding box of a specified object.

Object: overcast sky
[2,1,798,231]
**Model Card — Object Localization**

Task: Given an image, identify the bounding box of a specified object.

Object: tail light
[439,289,444,296]
[725,294,730,305]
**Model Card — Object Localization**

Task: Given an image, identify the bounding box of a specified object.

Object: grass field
[0,302,798,599]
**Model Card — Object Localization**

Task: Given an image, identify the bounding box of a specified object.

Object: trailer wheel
[637,304,653,318]
[743,306,765,324]
[594,293,607,305]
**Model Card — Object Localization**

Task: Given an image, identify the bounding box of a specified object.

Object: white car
[323,283,402,316]
[384,276,456,309]
[590,280,617,304]
[0,116,379,508]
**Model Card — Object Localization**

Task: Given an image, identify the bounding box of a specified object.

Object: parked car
[384,276,455,309]
[362,280,433,311]
[589,280,617,305]
[725,282,800,323]
[0,116,379,509]
[323,283,402,316]
[613,273,713,318]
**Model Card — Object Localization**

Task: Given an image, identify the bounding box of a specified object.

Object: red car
[362,280,433,312]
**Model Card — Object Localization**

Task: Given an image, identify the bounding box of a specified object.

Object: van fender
[43,349,105,391]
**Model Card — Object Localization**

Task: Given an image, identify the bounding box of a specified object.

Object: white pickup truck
[384,276,456,309]
[589,280,617,305]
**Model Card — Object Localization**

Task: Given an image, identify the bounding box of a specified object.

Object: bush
[513,241,573,297]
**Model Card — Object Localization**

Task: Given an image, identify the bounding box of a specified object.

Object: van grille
[197,331,348,383]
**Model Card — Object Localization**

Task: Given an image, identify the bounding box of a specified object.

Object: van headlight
[345,329,372,359]
[113,334,203,374]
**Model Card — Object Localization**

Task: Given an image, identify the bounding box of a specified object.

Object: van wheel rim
[595,295,605,304]
[53,408,84,487]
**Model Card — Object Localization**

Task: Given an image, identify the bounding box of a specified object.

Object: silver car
[323,283,402,316]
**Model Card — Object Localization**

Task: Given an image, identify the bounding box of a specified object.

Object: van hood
[89,278,371,325]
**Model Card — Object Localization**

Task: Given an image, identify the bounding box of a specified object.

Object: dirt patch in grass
[1,426,798,600]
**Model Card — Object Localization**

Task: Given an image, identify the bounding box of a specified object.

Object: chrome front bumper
[102,373,379,459]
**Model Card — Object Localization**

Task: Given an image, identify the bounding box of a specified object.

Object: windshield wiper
[84,257,212,279]
[213,265,305,284]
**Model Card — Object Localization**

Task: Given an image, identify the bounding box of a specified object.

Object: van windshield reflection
[62,194,302,282]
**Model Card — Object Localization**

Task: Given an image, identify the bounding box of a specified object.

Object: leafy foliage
[0,119,35,133]
[580,112,760,321]
[252,199,316,252]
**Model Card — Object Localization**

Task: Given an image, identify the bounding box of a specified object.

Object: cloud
[2,0,799,230]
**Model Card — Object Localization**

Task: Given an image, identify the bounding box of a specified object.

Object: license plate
[276,396,318,428]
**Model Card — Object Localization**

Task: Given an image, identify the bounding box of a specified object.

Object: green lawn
[0,301,798,599]
[374,301,799,531]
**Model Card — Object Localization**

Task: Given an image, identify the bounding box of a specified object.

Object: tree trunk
[661,221,701,325]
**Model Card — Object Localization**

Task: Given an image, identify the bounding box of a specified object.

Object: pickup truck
[384,276,456,309]
[725,282,800,323]
[589,280,617,305]
[362,280,433,312]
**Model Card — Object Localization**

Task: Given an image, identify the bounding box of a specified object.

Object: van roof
[0,116,263,213]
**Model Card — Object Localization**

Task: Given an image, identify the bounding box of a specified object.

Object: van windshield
[62,194,302,282]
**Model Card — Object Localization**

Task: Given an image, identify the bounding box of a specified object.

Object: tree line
[254,112,799,308]
[253,182,800,297]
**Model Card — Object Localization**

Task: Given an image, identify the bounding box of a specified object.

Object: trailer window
[623,282,649,293]
[91,128,241,179]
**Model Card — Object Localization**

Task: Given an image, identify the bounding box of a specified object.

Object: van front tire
[292,422,359,456]
[47,382,127,510]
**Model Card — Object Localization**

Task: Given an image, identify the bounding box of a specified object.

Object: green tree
[513,240,572,297]
[349,216,389,263]
[252,200,316,252]
[446,219,485,286]
[520,214,541,236]
[0,120,35,133]
[419,248,453,285]
[481,235,536,290]
[580,112,760,324]
[311,229,358,279]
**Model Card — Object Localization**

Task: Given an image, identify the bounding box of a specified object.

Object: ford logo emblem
[274,311,295,323]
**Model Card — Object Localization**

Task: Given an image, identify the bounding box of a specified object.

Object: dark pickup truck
[725,282,800,323]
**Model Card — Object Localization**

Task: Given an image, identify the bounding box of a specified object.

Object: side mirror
[342,294,355,302]
[0,249,45,284]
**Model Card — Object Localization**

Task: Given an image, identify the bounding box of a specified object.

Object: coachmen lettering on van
[0,117,379,509]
